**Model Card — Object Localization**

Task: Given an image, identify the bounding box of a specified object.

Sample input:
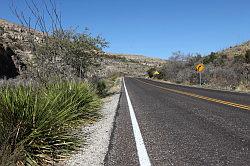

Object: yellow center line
[134,78,250,111]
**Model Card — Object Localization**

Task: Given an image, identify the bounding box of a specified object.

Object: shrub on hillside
[203,52,217,64]
[233,55,246,64]
[245,50,250,63]
[24,30,108,83]
[0,26,4,35]
[159,51,249,90]
[205,66,239,89]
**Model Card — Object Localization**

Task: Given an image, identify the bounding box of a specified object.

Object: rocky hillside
[0,18,44,56]
[0,18,165,79]
[219,41,250,57]
[158,39,250,91]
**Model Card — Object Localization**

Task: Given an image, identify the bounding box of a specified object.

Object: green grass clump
[96,80,108,97]
[0,81,101,165]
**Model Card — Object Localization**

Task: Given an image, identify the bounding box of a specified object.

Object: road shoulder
[61,82,121,166]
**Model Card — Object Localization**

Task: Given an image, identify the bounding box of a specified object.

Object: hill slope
[0,19,165,79]
[219,41,250,57]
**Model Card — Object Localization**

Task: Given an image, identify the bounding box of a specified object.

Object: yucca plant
[0,81,101,165]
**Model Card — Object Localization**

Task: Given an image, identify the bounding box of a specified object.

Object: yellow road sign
[153,71,160,75]
[195,63,205,72]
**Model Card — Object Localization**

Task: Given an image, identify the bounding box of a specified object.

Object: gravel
[60,92,121,166]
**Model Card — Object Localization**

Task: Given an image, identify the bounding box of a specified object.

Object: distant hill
[88,53,165,78]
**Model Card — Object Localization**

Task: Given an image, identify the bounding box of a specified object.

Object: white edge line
[123,77,151,166]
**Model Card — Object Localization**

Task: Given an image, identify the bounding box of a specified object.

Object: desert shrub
[203,52,217,64]
[160,52,197,82]
[89,76,109,97]
[233,55,246,64]
[159,50,249,90]
[161,60,187,82]
[213,57,224,66]
[185,54,202,67]
[119,57,128,62]
[25,30,108,83]
[109,73,120,82]
[0,26,4,35]
[202,65,239,89]
[147,68,156,78]
[245,50,250,63]
[96,80,108,97]
[176,68,195,84]
[0,81,101,165]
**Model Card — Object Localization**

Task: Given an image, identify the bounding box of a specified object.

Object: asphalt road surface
[105,77,250,166]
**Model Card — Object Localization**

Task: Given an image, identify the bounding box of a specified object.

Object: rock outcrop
[0,19,43,78]
[0,43,19,78]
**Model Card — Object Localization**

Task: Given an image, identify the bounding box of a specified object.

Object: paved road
[105,77,250,166]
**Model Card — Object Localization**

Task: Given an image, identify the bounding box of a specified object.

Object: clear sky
[1,0,250,59]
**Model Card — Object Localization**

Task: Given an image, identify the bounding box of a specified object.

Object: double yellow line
[135,79,250,111]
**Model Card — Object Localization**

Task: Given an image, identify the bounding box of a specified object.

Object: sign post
[199,72,202,86]
[195,63,205,86]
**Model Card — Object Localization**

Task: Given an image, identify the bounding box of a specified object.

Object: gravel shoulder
[61,80,121,166]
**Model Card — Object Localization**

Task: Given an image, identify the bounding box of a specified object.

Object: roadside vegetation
[0,81,101,165]
[148,51,250,91]
[0,0,120,165]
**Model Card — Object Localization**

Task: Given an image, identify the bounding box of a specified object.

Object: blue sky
[1,0,250,59]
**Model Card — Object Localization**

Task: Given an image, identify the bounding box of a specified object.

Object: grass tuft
[0,81,101,165]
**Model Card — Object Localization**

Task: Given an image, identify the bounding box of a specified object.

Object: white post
[199,72,202,86]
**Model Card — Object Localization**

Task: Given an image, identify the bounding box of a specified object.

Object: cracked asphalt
[105,77,250,166]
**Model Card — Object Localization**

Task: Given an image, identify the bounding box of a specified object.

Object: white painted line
[123,78,151,166]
